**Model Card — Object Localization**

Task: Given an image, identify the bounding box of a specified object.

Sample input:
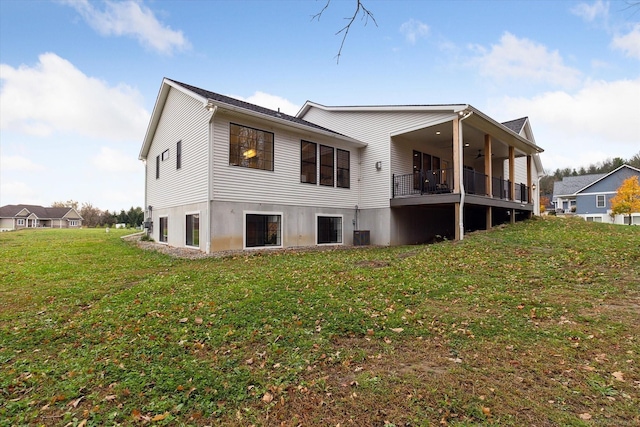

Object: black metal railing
[392,168,454,198]
[393,168,530,203]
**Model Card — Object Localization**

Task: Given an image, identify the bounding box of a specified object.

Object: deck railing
[393,169,530,203]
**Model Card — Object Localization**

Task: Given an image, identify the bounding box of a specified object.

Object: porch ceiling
[397,119,531,162]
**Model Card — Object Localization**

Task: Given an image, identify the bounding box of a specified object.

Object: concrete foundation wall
[151,201,209,251]
[210,201,368,252]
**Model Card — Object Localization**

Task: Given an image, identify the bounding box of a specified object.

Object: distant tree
[540,196,550,213]
[610,176,640,225]
[52,200,79,210]
[126,206,144,228]
[100,210,116,227]
[628,152,640,169]
[117,209,128,224]
[80,202,101,227]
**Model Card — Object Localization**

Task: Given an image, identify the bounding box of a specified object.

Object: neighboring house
[553,165,640,224]
[139,78,544,253]
[0,205,83,231]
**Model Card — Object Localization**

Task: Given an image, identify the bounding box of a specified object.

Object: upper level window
[320,145,334,186]
[337,149,350,188]
[596,194,605,208]
[161,149,170,161]
[176,140,182,170]
[301,141,317,184]
[229,123,274,171]
[156,155,160,179]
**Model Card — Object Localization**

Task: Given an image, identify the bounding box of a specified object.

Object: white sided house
[139,79,544,253]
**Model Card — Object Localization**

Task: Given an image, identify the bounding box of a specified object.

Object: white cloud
[229,91,300,116]
[0,53,149,141]
[571,0,609,22]
[611,24,640,59]
[62,0,189,55]
[0,155,45,172]
[399,19,430,44]
[490,77,640,171]
[470,32,582,87]
[91,147,141,173]
[0,180,45,206]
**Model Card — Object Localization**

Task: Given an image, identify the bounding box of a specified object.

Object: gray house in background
[553,165,640,224]
[0,204,83,231]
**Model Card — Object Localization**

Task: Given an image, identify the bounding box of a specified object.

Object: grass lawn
[1,218,639,426]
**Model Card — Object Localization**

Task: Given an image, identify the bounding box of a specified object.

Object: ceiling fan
[475,149,484,159]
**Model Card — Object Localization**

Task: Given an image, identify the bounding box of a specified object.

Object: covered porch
[389,109,540,240]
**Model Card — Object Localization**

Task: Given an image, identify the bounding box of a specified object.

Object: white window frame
[17,219,25,226]
[596,194,605,208]
[316,214,344,245]
[585,216,603,223]
[243,210,283,250]
[69,220,79,227]
[159,215,169,244]
[185,211,200,248]
[161,149,170,161]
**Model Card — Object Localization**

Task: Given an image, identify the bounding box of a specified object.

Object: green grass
[1,218,639,426]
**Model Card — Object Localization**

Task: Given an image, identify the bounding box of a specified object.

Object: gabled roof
[575,164,640,194]
[139,79,366,160]
[501,117,528,134]
[552,165,640,200]
[0,204,83,220]
[552,174,606,200]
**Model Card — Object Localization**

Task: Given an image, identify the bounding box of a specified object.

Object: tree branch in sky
[312,0,378,63]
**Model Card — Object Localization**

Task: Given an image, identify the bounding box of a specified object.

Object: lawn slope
[1,218,639,426]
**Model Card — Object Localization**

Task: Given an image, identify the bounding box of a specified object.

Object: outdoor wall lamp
[375,161,382,170]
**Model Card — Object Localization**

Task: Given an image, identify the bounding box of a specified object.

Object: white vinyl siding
[211,112,359,209]
[302,108,455,209]
[146,87,210,210]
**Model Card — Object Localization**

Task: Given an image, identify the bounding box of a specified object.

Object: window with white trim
[317,215,343,245]
[17,219,25,226]
[245,213,281,248]
[596,194,605,208]
[69,220,79,227]
[159,216,168,243]
[186,213,199,247]
[586,216,602,223]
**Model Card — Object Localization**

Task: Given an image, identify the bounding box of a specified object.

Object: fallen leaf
[194,317,203,325]
[612,371,625,382]
[78,420,87,427]
[579,413,592,420]
[179,318,188,323]
[390,328,404,333]
[68,396,84,408]
[131,409,142,419]
[262,392,274,403]
[152,412,169,421]
[482,406,491,416]
[104,395,117,401]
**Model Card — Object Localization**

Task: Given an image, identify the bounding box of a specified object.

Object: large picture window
[320,145,334,186]
[301,141,317,184]
[337,149,350,188]
[229,123,274,171]
[245,213,281,248]
[186,213,199,247]
[159,217,168,243]
[317,215,342,244]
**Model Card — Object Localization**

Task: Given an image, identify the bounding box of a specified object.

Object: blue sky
[1,0,639,211]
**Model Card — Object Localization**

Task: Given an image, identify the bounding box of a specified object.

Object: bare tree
[312,0,377,63]
[51,200,79,211]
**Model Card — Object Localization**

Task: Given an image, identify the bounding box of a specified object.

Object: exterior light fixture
[204,99,216,111]
[375,161,382,170]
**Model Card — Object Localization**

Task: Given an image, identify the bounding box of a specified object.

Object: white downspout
[206,104,218,254]
[458,110,473,241]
